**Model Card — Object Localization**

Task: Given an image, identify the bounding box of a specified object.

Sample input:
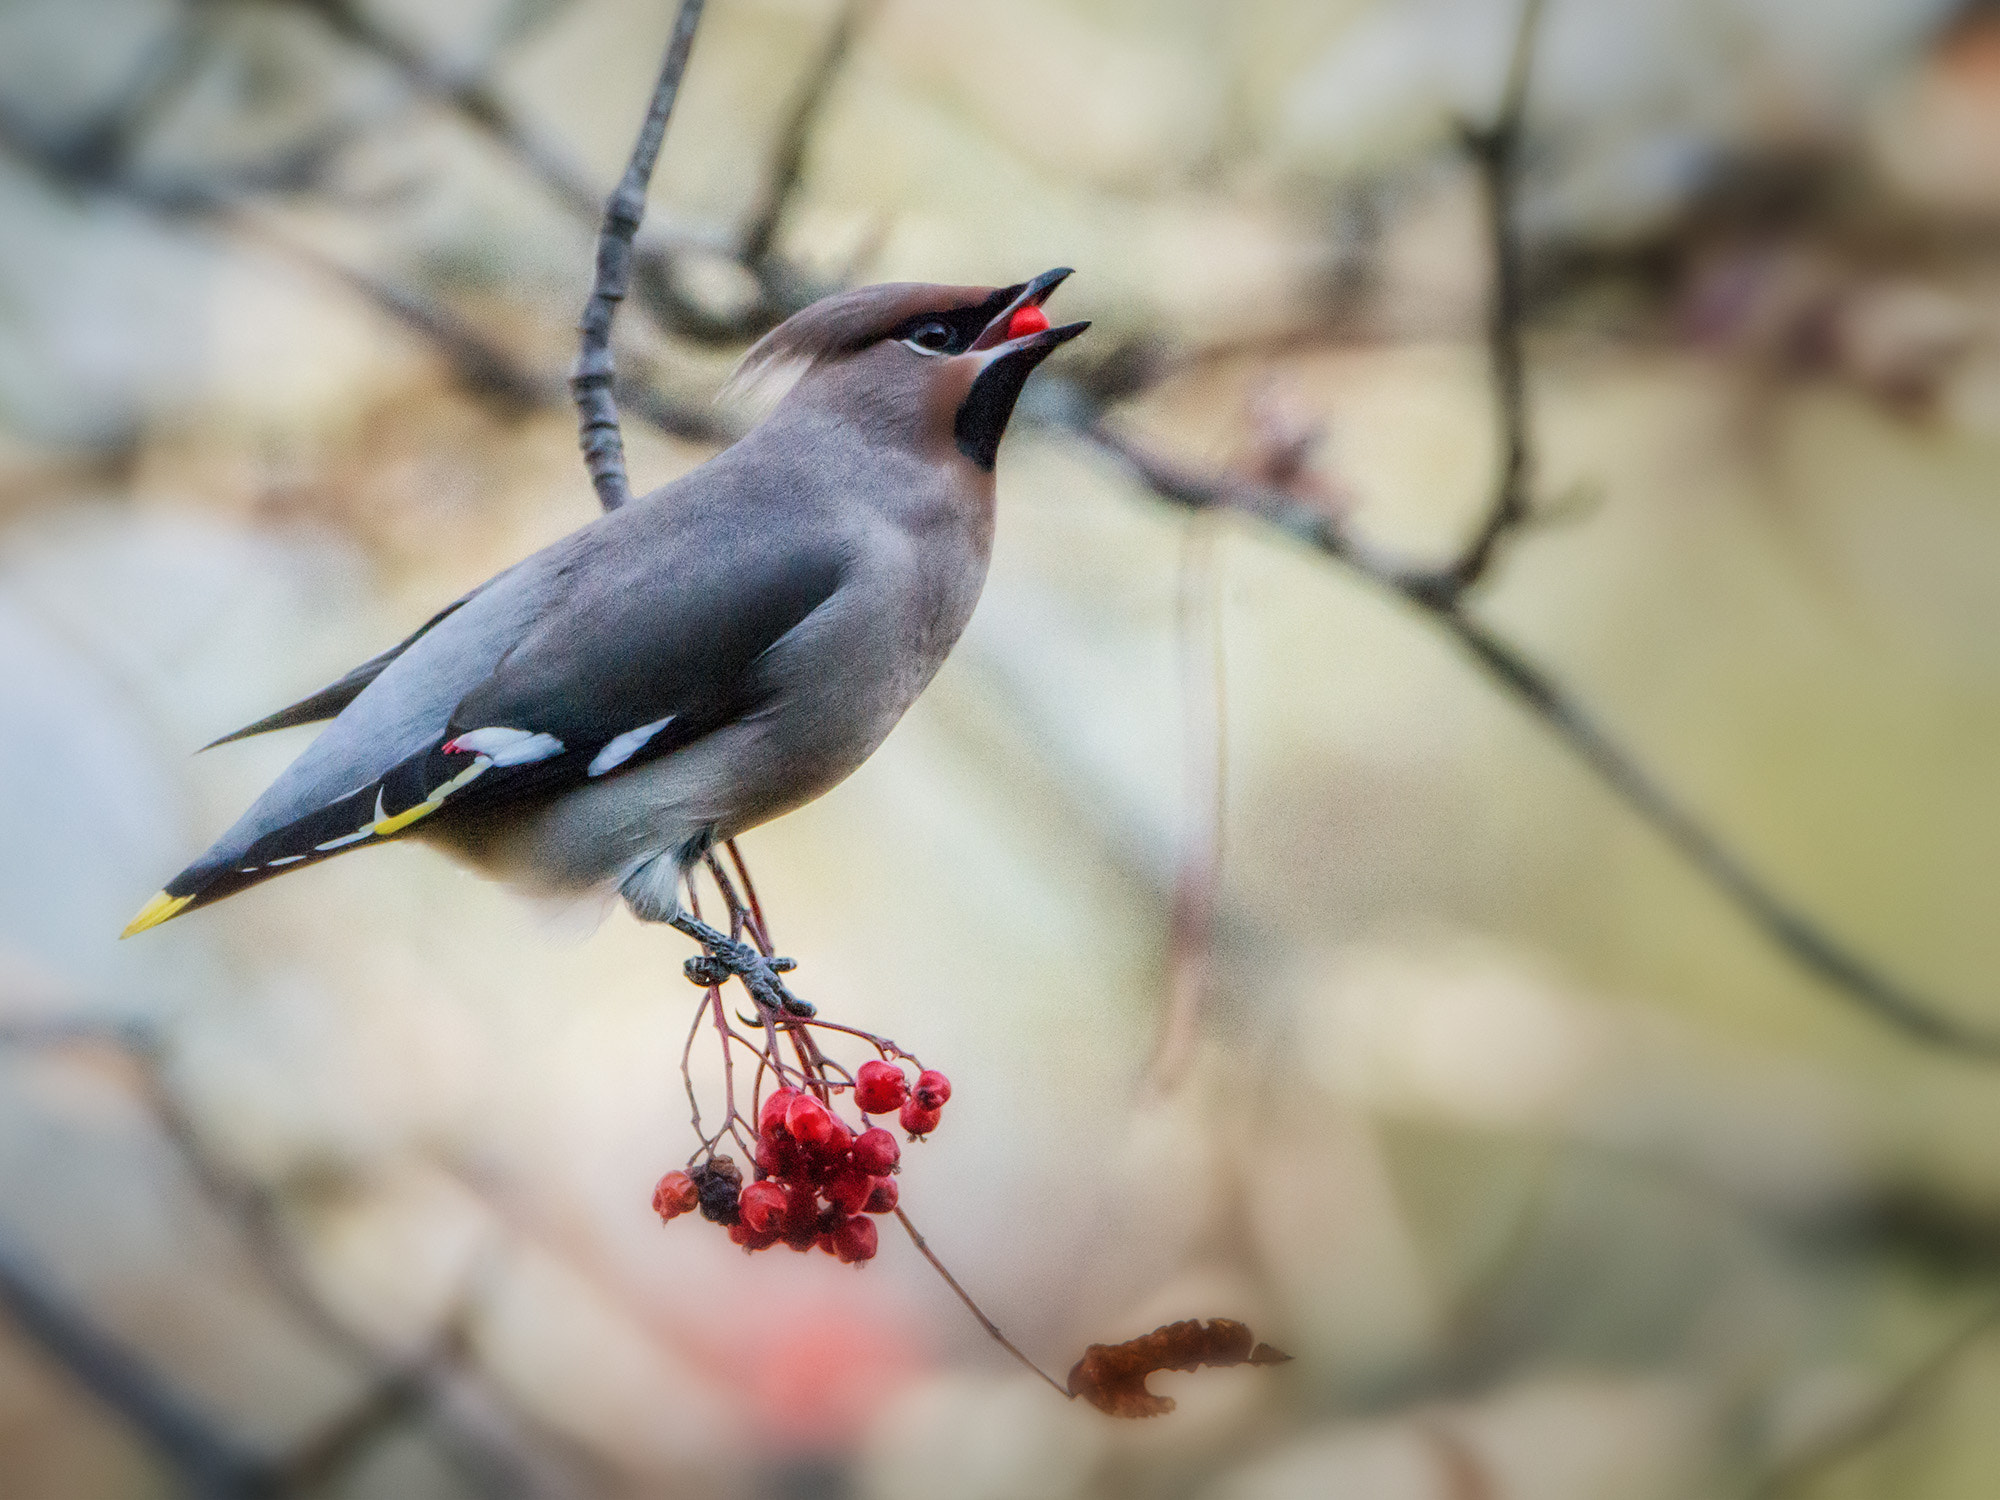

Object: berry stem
[723,839,773,954]
[892,1208,1069,1398]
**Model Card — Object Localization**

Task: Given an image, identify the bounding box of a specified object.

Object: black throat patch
[953,354,1038,471]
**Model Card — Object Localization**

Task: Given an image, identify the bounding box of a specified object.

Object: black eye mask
[882,283,1021,355]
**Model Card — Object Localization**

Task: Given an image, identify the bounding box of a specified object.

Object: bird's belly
[415,700,892,902]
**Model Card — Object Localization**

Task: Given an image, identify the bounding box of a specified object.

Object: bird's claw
[668,912,812,1016]
[684,954,731,988]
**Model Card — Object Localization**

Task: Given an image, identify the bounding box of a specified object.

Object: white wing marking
[588,716,675,777]
[445,727,566,767]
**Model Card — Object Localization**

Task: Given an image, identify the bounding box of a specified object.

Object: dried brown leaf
[1066,1318,1290,1418]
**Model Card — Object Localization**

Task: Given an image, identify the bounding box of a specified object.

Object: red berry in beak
[1006,304,1050,339]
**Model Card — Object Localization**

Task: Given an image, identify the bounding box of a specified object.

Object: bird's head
[732,268,1088,471]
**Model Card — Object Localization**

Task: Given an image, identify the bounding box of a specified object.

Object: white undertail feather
[618,850,687,924]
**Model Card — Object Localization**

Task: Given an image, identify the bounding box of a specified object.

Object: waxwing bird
[123,270,1087,949]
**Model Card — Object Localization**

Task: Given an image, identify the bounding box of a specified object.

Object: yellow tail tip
[121,891,192,939]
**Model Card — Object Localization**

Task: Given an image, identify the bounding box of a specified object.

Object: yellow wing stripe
[372,754,491,836]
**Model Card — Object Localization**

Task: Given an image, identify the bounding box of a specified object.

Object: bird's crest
[724,280,1019,404]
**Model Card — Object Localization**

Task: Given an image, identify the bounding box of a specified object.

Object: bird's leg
[668,910,811,1017]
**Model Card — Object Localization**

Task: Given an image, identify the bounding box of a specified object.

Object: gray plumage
[124,271,1085,936]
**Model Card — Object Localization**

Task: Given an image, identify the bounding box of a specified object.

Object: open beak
[969,267,1089,359]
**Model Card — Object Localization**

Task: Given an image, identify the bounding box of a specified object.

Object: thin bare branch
[0,1226,270,1499]
[1076,414,2000,1057]
[892,1209,1070,1397]
[1418,0,1546,603]
[571,0,707,512]
[298,0,604,223]
[1062,0,2000,1061]
[0,93,729,442]
[0,1021,566,1499]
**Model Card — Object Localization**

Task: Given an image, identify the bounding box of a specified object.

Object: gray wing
[159,495,847,915]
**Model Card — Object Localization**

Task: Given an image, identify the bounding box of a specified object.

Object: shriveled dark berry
[690,1156,743,1226]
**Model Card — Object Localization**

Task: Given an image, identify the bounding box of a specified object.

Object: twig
[298,0,604,223]
[0,1021,560,1498]
[1067,0,2000,1061]
[0,88,728,442]
[892,1208,1071,1398]
[1416,0,1545,605]
[275,1306,475,1494]
[570,0,706,513]
[1078,417,2000,1057]
[1435,613,2000,1056]
[1753,1298,2000,1499]
[0,1226,271,1499]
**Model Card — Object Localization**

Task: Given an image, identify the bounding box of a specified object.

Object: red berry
[786,1094,836,1149]
[1006,304,1050,339]
[863,1176,899,1215]
[738,1180,787,1234]
[652,1170,699,1221]
[851,1127,900,1175]
[813,1119,854,1162]
[759,1088,801,1137]
[753,1132,797,1178]
[729,1221,779,1251]
[781,1181,822,1236]
[900,1099,942,1137]
[825,1169,872,1216]
[830,1214,879,1264]
[914,1070,952,1111]
[854,1060,909,1114]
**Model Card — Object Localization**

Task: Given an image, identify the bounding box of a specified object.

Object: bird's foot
[669,912,811,1016]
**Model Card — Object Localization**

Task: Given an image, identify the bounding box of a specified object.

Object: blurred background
[4,0,2000,1495]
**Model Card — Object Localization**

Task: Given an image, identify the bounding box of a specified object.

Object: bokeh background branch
[4,0,2000,1496]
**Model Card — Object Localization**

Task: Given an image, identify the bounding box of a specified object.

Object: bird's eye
[905,321,954,354]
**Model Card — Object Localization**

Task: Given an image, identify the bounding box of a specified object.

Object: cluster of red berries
[653,1060,952,1265]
